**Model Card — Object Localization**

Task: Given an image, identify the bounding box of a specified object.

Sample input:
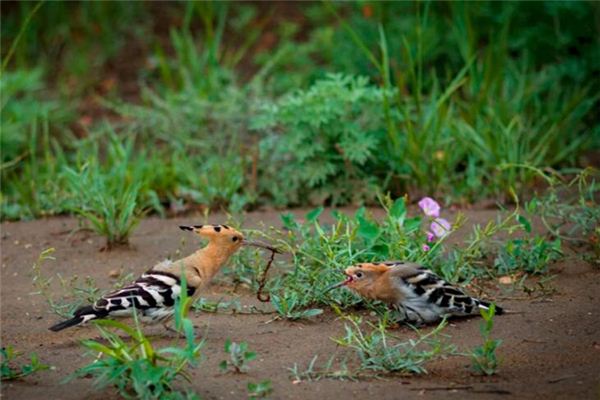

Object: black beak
[242,240,282,253]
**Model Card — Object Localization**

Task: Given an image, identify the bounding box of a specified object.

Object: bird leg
[163,323,185,339]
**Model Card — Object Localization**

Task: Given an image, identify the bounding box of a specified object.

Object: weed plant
[2,2,597,219]
[252,74,386,206]
[256,191,572,319]
[333,316,453,375]
[289,355,355,382]
[287,314,455,381]
[529,168,600,264]
[469,304,501,376]
[73,273,203,399]
[247,380,273,399]
[0,345,49,381]
[258,197,456,316]
[219,339,256,374]
[61,131,153,247]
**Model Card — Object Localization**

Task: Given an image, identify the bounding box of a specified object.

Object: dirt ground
[1,209,599,399]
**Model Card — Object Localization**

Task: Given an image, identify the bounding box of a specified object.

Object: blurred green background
[1,1,599,220]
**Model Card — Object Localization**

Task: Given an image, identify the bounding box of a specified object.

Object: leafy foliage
[2,2,598,219]
[253,74,385,206]
[1,345,49,381]
[494,236,562,275]
[74,274,202,399]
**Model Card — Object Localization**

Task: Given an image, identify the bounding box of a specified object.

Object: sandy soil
[1,209,599,399]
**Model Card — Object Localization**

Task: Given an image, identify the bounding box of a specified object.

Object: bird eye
[355,271,363,279]
[232,236,239,242]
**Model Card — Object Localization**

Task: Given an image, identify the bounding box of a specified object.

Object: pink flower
[430,218,451,238]
[426,231,435,242]
[422,244,431,252]
[418,197,440,218]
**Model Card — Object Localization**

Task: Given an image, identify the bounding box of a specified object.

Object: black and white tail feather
[49,270,195,332]
[393,264,503,325]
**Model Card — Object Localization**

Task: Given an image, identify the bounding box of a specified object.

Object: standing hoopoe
[49,224,273,332]
[328,261,503,325]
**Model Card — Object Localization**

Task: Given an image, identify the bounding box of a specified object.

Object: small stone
[499,276,514,284]
[24,243,32,249]
[108,269,120,278]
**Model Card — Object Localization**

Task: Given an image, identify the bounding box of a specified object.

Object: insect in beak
[242,240,282,254]
[324,274,353,293]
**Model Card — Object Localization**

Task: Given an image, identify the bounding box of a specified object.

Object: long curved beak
[242,239,282,253]
[324,275,353,293]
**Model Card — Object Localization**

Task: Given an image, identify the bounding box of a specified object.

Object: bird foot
[163,323,185,339]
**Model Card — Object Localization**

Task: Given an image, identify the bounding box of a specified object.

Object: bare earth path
[1,210,599,399]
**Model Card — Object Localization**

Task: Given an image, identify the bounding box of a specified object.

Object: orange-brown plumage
[333,261,502,325]
[49,224,274,332]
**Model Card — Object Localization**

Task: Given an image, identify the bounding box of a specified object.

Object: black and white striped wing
[94,270,196,322]
[49,270,196,331]
[394,265,501,324]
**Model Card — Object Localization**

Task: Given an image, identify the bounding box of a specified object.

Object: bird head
[179,224,279,254]
[326,263,390,299]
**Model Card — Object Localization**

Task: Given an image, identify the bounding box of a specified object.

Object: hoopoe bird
[328,261,503,325]
[49,224,273,332]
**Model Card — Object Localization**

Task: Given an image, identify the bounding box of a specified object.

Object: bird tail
[49,305,101,332]
[475,299,504,315]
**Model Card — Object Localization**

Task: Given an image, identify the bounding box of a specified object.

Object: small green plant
[469,303,501,376]
[247,380,273,399]
[74,274,203,399]
[289,355,355,382]
[332,315,453,375]
[494,236,562,275]
[1,345,49,381]
[219,339,257,374]
[530,168,600,265]
[270,292,323,321]
[62,164,143,249]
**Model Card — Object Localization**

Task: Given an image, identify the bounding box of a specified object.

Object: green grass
[246,186,580,319]
[332,316,453,375]
[2,2,598,222]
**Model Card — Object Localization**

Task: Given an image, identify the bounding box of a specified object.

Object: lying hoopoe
[49,224,274,332]
[327,261,503,325]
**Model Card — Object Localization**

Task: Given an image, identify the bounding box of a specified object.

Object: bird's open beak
[324,274,353,293]
[242,239,282,254]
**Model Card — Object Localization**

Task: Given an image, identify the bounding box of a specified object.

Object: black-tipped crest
[179,225,193,231]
